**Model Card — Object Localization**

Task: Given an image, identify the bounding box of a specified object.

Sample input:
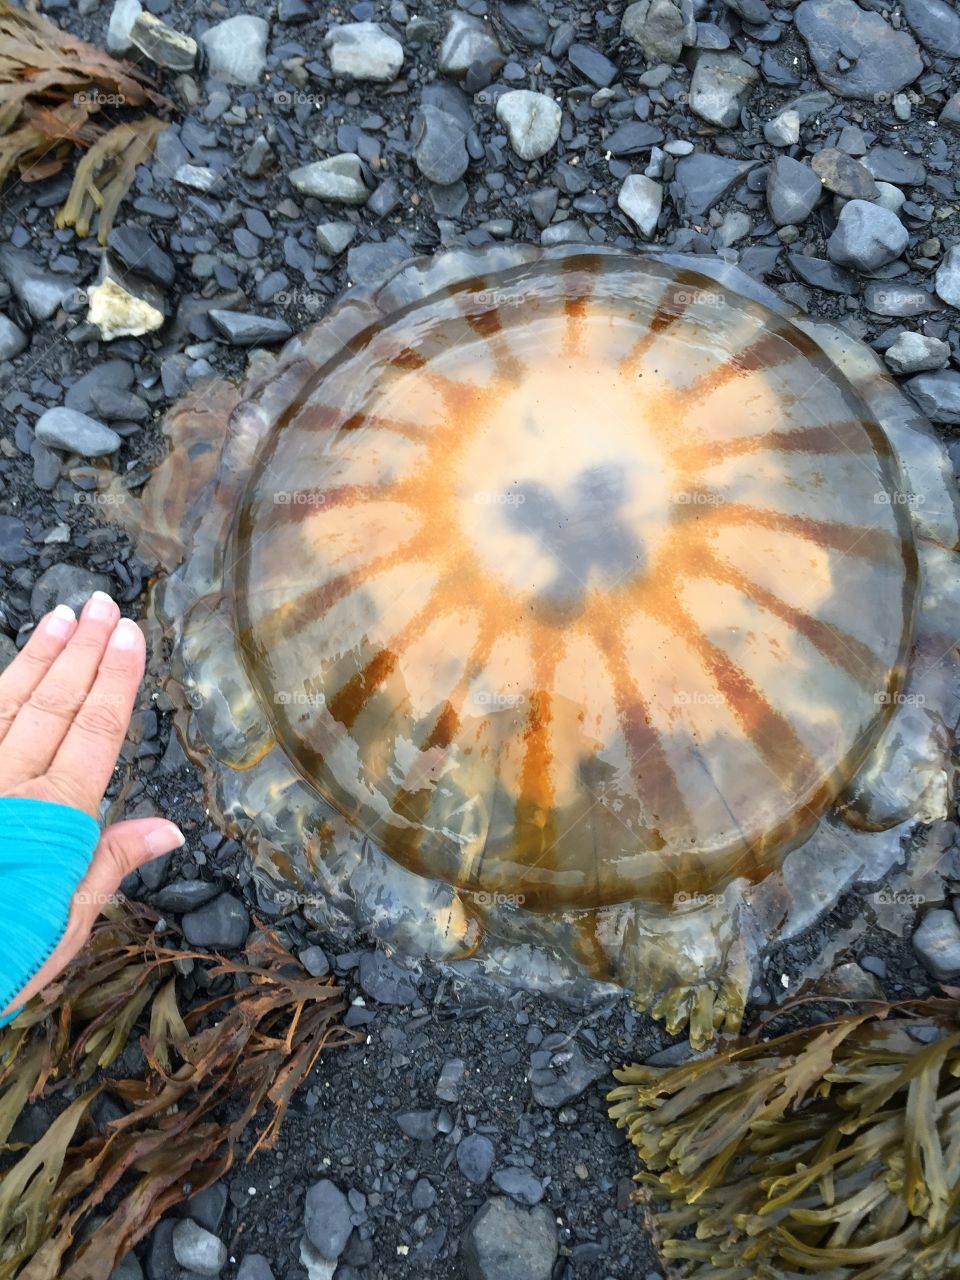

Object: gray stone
[181,893,250,948]
[171,1221,227,1277]
[673,154,757,217]
[827,199,908,272]
[723,0,771,20]
[64,360,133,413]
[763,109,800,147]
[89,385,149,422]
[935,245,960,309]
[495,91,561,161]
[236,1257,275,1280]
[289,154,369,204]
[107,225,175,288]
[795,0,922,100]
[862,147,926,186]
[883,332,950,375]
[435,1058,465,1102]
[358,950,418,1004]
[492,1167,544,1205]
[108,1255,143,1280]
[617,174,662,239]
[298,945,329,976]
[873,183,907,215]
[346,239,409,285]
[462,1200,557,1280]
[568,43,617,88]
[604,121,663,156]
[457,1134,496,1184]
[528,1043,605,1107]
[940,92,960,131]
[174,165,220,192]
[0,516,30,566]
[810,148,879,199]
[621,0,684,64]
[303,1180,352,1261]
[201,16,269,85]
[129,12,198,72]
[0,314,27,360]
[765,156,822,227]
[394,1109,440,1139]
[153,880,220,912]
[689,51,758,128]
[913,909,960,980]
[499,4,549,47]
[315,222,357,255]
[325,23,403,81]
[0,246,74,321]
[438,12,503,77]
[901,0,960,57]
[717,210,751,247]
[412,106,469,185]
[107,0,141,53]
[905,371,960,423]
[35,407,121,457]
[787,254,856,294]
[208,311,293,346]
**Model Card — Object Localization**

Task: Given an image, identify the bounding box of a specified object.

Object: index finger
[44,618,146,815]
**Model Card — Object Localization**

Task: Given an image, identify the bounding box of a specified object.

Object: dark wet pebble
[358,950,419,1005]
[181,893,250,949]
[303,1180,352,1261]
[457,1134,496,1185]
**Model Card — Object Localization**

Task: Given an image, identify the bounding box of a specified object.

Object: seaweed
[0,0,170,243]
[0,900,361,1280]
[608,998,960,1279]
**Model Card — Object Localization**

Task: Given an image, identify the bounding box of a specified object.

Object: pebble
[617,174,662,239]
[621,0,684,64]
[174,164,220,193]
[35,407,121,457]
[357,950,418,1005]
[64,360,133,413]
[30,565,112,619]
[795,0,923,100]
[568,43,617,88]
[809,149,879,200]
[181,893,250,948]
[208,311,293,346]
[905,370,960,423]
[763,110,800,147]
[129,12,197,72]
[457,1134,496,1185]
[412,106,468,185]
[303,1180,353,1261]
[765,156,822,228]
[827,200,908,272]
[438,12,503,78]
[325,23,403,81]
[862,147,926,187]
[689,52,758,128]
[312,223,355,259]
[495,91,561,161]
[913,909,960,980]
[288,154,369,204]
[153,880,220,912]
[201,16,269,85]
[673,154,757,217]
[0,246,74,321]
[107,225,175,288]
[394,1109,439,1140]
[171,1222,228,1277]
[236,1257,275,1280]
[883,332,951,375]
[492,1167,544,1205]
[788,254,856,294]
[461,1200,557,1280]
[935,245,960,309]
[107,0,141,53]
[298,945,329,977]
[0,314,27,360]
[0,516,30,566]
[528,1043,605,1107]
[901,0,960,57]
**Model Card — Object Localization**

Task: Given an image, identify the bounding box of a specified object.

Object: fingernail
[110,618,142,650]
[86,590,115,622]
[145,823,185,856]
[46,604,76,640]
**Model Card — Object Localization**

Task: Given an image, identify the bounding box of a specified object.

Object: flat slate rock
[672,153,757,217]
[787,253,856,294]
[901,0,960,57]
[795,0,923,100]
[809,148,879,199]
[862,146,927,187]
[35,407,121,457]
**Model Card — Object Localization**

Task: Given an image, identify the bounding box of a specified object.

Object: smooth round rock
[495,91,562,161]
[462,1200,558,1280]
[35,407,121,457]
[827,199,909,272]
[201,15,269,85]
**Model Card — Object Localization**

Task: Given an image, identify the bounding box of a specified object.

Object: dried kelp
[0,0,170,242]
[0,901,360,1280]
[608,999,960,1279]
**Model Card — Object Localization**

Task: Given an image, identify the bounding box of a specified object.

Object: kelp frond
[0,0,171,243]
[609,999,960,1278]
[0,900,360,1280]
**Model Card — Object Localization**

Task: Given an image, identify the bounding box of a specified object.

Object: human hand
[0,591,183,1014]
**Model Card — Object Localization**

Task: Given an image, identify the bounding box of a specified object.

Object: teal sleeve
[0,797,99,1026]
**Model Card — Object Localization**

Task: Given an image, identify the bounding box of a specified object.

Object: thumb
[2,818,184,1015]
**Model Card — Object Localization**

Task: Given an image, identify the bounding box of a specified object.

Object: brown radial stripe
[701,548,884,687]
[454,295,526,384]
[617,269,711,374]
[671,420,876,468]
[706,504,903,564]
[326,648,398,728]
[388,346,428,371]
[296,407,425,442]
[680,327,804,404]
[561,294,588,361]
[588,617,691,838]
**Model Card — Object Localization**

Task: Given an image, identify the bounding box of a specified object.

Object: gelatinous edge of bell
[113,244,960,1044]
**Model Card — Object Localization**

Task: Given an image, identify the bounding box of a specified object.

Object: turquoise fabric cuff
[0,797,99,1027]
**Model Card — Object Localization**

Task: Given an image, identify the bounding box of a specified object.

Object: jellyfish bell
[117,246,960,1047]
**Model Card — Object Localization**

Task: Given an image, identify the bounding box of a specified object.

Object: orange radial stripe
[617,269,709,374]
[681,326,815,404]
[672,421,876,468]
[706,504,902,564]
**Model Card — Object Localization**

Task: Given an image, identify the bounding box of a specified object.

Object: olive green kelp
[609,1000,960,1279]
